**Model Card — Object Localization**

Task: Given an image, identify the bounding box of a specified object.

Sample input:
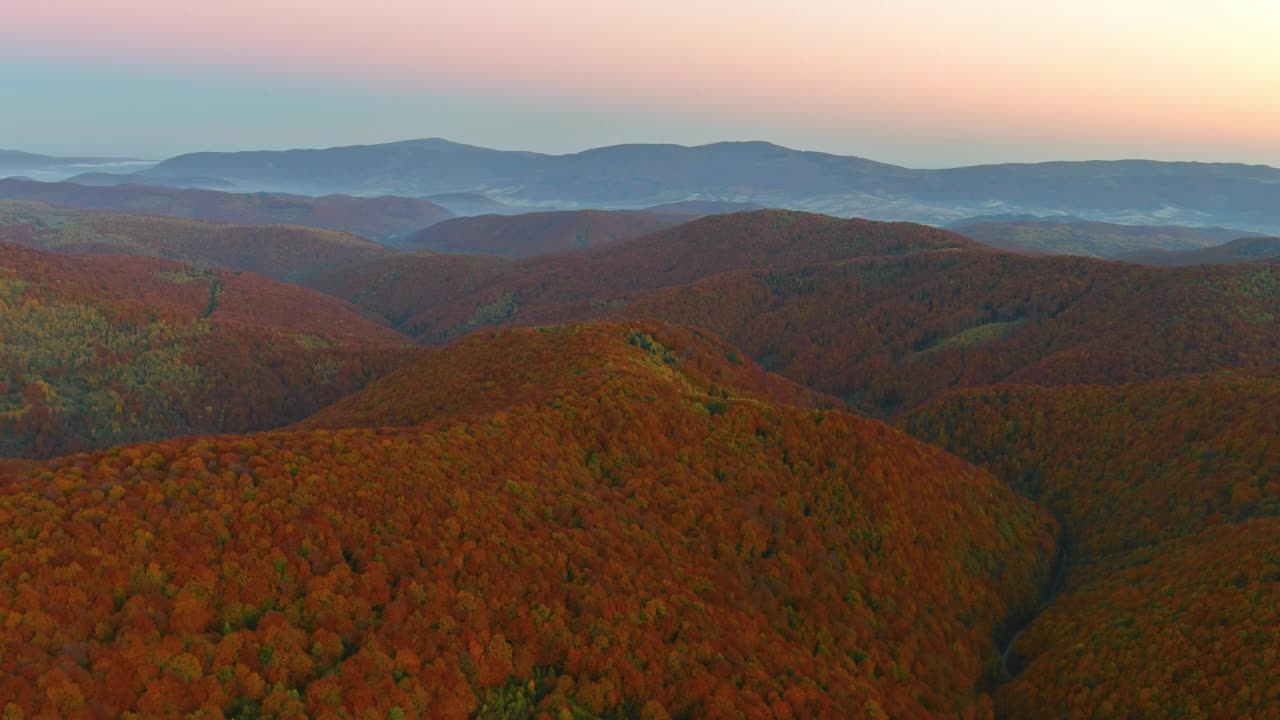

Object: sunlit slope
[0,321,1056,718]
[0,242,411,458]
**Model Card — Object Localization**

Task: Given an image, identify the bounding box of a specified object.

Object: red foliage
[311,210,1280,414]
[0,242,413,458]
[0,321,1056,718]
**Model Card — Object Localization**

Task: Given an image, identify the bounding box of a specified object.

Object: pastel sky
[2,0,1278,166]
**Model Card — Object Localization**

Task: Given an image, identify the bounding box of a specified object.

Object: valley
[1,143,1277,720]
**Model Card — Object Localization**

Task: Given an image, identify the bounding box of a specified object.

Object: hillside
[0,242,411,458]
[1116,235,1280,265]
[0,178,454,243]
[310,210,1280,414]
[0,321,1057,718]
[0,201,395,282]
[403,210,687,257]
[297,322,833,430]
[139,138,1280,230]
[903,373,1280,717]
[948,215,1263,257]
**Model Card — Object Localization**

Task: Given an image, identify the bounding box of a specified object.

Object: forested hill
[0,241,412,457]
[0,320,1057,717]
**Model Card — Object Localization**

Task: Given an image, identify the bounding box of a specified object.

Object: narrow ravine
[994,536,1072,687]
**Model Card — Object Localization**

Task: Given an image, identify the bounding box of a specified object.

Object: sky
[2,0,1278,167]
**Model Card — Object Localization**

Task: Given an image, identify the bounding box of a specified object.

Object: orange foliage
[0,322,1057,718]
[905,372,1280,718]
[0,242,413,458]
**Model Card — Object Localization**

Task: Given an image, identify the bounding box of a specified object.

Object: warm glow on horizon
[2,0,1278,165]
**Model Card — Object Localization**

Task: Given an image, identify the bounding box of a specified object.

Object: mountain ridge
[138,138,1280,231]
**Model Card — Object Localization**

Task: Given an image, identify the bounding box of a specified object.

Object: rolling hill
[403,210,688,257]
[0,320,1057,717]
[0,241,411,458]
[0,201,396,282]
[1116,235,1280,265]
[138,138,1280,231]
[0,178,454,243]
[948,215,1264,257]
[309,210,1280,414]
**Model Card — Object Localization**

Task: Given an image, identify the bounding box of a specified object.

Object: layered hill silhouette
[422,192,519,216]
[310,210,1280,414]
[0,242,411,458]
[0,320,1057,718]
[1116,235,1280,265]
[403,210,688,257]
[0,150,153,183]
[139,138,1280,230]
[0,178,454,243]
[0,201,395,282]
[64,172,236,189]
[645,200,766,215]
[949,215,1264,257]
[904,373,1280,717]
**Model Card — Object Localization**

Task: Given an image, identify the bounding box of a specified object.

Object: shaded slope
[312,210,1280,415]
[903,374,1280,718]
[0,178,454,243]
[1116,235,1280,266]
[0,242,412,458]
[0,200,395,282]
[312,210,978,343]
[948,215,1264,258]
[0,321,1057,718]
[404,209,685,257]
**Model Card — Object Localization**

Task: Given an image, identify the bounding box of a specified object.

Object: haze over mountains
[0,150,156,183]
[948,215,1266,258]
[133,139,1280,232]
[10,138,1280,236]
[4,133,1280,720]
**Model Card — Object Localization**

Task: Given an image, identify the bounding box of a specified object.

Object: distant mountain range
[948,215,1265,258]
[10,140,1280,235]
[137,138,1280,232]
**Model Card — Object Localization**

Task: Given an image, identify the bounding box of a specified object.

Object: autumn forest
[0,182,1277,719]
